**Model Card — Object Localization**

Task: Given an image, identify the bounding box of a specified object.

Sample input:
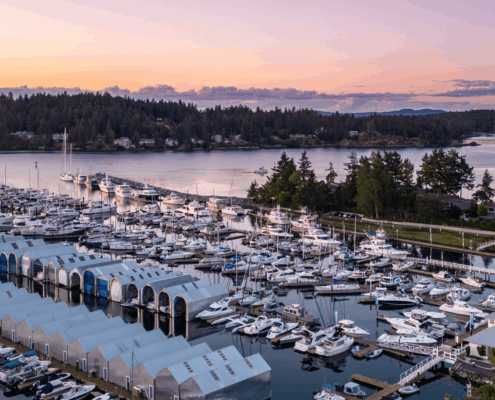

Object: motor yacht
[439,300,483,316]
[206,196,226,212]
[222,205,248,216]
[402,309,453,329]
[377,292,422,307]
[459,274,485,289]
[267,205,290,225]
[429,282,451,297]
[361,287,388,298]
[0,357,51,384]
[412,279,434,295]
[379,275,403,289]
[115,184,132,198]
[359,239,409,259]
[162,250,195,261]
[384,316,444,338]
[52,383,96,400]
[315,335,354,357]
[291,214,318,230]
[338,320,369,337]
[294,326,334,352]
[261,226,293,238]
[365,273,384,284]
[315,283,361,295]
[392,260,414,271]
[131,183,159,202]
[99,174,116,194]
[163,192,185,205]
[266,321,299,340]
[212,314,253,328]
[82,203,116,217]
[377,329,437,345]
[432,271,455,283]
[254,166,268,175]
[243,316,280,335]
[303,228,341,248]
[370,258,391,269]
[196,304,236,320]
[335,382,366,398]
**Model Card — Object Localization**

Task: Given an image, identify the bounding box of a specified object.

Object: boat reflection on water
[299,351,350,373]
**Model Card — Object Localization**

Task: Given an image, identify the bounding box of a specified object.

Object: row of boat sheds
[0,234,231,321]
[0,281,271,400]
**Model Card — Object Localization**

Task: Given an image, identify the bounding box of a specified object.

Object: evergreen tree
[473,170,495,204]
[325,162,337,185]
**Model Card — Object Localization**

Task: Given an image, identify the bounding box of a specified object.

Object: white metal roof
[57,316,125,345]
[0,296,52,320]
[118,336,189,369]
[76,322,145,353]
[94,329,166,362]
[24,305,89,331]
[38,310,107,338]
[141,343,212,378]
[7,301,68,324]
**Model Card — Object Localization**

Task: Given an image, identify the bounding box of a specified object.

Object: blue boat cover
[4,359,25,368]
[24,350,37,357]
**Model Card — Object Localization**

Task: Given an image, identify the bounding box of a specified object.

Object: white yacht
[254,166,268,175]
[392,260,414,271]
[294,327,333,353]
[74,174,87,185]
[432,271,455,283]
[262,226,293,238]
[163,192,185,205]
[291,214,318,230]
[412,279,434,295]
[315,284,361,295]
[179,201,212,218]
[131,183,159,202]
[162,250,195,261]
[459,274,485,289]
[222,205,248,216]
[379,275,403,289]
[115,184,132,198]
[315,335,354,357]
[196,304,236,320]
[266,321,299,340]
[206,196,226,211]
[378,292,422,307]
[267,205,290,225]
[439,301,483,316]
[0,357,51,384]
[384,316,444,338]
[338,320,369,337]
[244,316,280,335]
[303,228,341,248]
[429,282,451,297]
[99,175,116,194]
[359,239,409,259]
[81,202,116,217]
[447,286,471,302]
[378,329,437,345]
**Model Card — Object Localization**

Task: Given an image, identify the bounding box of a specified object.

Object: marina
[1,171,494,400]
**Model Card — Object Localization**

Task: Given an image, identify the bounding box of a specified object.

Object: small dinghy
[92,393,119,400]
[365,349,383,359]
[380,392,402,400]
[398,384,419,395]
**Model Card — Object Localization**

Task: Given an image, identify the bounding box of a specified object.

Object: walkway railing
[408,257,495,276]
[379,342,435,356]
[478,239,495,251]
[398,345,466,385]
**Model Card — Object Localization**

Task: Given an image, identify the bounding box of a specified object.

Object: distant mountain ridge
[318,109,446,117]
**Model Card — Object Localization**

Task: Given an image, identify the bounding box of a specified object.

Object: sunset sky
[1,0,494,112]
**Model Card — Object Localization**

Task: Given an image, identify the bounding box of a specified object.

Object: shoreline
[0,142,468,154]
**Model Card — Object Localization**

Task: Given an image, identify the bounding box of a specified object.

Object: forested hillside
[0,91,494,150]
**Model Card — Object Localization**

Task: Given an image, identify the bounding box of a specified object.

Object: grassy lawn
[320,216,494,251]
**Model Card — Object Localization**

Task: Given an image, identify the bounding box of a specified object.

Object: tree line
[248,149,495,226]
[1,91,495,150]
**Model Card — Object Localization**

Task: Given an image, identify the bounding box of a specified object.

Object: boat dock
[410,257,495,278]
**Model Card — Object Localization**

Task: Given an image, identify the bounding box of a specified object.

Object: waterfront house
[139,138,155,146]
[465,322,495,357]
[114,137,132,148]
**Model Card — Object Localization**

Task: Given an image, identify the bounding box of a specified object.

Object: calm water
[1,145,494,197]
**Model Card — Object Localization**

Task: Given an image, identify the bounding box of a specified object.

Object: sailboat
[222,179,247,216]
[60,129,74,182]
